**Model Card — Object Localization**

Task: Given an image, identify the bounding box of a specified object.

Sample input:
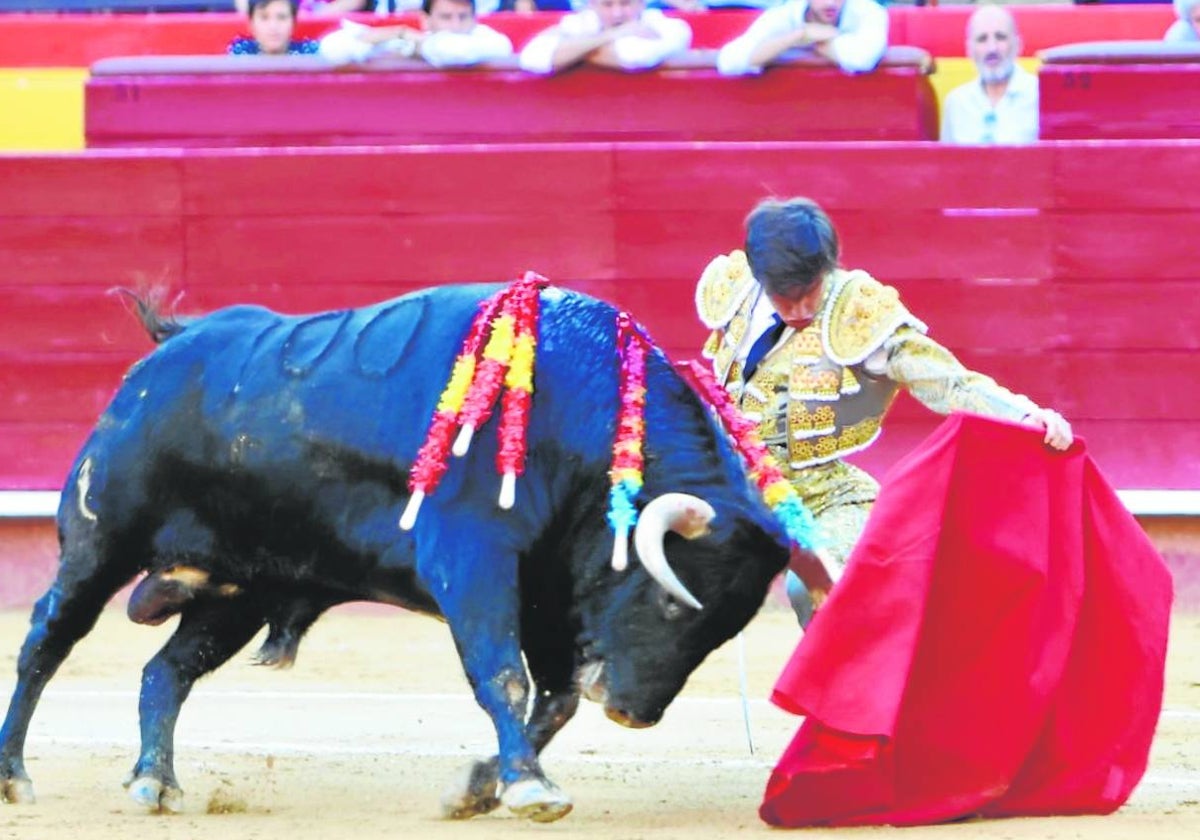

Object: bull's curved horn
[632,493,714,611]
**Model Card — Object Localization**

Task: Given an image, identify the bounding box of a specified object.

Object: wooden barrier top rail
[84,47,939,146]
[1039,40,1200,64]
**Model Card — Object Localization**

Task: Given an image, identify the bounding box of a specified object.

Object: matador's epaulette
[695,250,757,330]
[823,271,928,366]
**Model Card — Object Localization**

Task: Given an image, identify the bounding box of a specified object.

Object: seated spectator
[716,0,887,76]
[1165,0,1200,42]
[318,0,514,66]
[518,0,693,75]
[228,0,320,56]
[236,0,369,15]
[940,4,1037,145]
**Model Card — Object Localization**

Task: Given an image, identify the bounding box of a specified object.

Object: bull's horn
[632,493,713,611]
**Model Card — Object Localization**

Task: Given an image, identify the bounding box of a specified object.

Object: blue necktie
[743,314,785,380]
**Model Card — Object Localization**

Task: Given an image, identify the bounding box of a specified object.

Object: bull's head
[576,491,789,728]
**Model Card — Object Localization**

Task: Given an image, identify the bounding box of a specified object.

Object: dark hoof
[0,776,35,804]
[252,639,298,669]
[440,759,500,820]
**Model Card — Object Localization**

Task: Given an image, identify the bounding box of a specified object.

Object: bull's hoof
[440,759,500,820]
[251,640,297,669]
[126,775,184,814]
[501,778,573,823]
[0,776,35,804]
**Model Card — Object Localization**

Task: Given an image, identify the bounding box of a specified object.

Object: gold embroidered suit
[696,250,1039,569]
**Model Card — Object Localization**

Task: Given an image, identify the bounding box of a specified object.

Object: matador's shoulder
[823,270,928,365]
[695,250,757,330]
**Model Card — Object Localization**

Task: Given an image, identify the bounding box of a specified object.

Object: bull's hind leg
[125,597,262,813]
[0,551,134,804]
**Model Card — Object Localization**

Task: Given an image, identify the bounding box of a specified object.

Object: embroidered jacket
[696,250,1039,473]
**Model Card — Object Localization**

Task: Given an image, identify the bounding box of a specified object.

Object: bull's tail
[111,286,187,344]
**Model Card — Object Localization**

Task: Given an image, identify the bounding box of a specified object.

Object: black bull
[0,283,789,821]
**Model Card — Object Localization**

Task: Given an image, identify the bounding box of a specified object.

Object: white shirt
[518,9,692,75]
[940,64,1039,146]
[319,20,513,68]
[716,0,888,76]
[1164,20,1200,42]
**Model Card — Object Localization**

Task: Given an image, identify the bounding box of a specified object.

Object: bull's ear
[633,493,712,611]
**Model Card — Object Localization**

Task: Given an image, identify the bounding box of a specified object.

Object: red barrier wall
[0,6,1180,67]
[83,53,937,147]
[1,140,1198,494]
[1040,44,1200,139]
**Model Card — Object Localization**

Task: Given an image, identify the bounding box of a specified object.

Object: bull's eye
[657,590,686,621]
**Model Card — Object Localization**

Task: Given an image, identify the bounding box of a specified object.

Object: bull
[0,282,789,821]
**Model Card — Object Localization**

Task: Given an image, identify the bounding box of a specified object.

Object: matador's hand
[1024,407,1074,451]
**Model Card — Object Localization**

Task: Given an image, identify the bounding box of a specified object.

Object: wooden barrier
[1039,41,1200,140]
[1,140,1198,492]
[84,48,938,147]
[0,7,1180,67]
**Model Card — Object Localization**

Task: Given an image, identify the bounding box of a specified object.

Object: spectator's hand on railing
[362,25,425,47]
[612,20,662,41]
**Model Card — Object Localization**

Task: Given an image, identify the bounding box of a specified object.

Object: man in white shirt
[318,0,513,68]
[518,0,692,75]
[940,4,1038,145]
[716,0,888,76]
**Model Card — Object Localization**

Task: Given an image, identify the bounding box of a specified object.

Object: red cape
[760,413,1173,827]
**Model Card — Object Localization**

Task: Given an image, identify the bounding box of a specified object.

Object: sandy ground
[0,604,1196,840]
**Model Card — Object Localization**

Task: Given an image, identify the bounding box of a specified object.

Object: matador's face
[767,280,824,332]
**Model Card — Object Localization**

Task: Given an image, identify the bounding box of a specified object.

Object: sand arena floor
[0,605,1196,840]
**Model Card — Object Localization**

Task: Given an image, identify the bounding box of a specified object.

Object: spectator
[235,0,369,15]
[228,0,320,55]
[716,0,887,76]
[518,0,692,75]
[318,0,514,66]
[1165,0,1200,42]
[940,4,1038,145]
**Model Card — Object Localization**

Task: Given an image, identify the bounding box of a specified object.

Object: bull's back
[63,283,620,540]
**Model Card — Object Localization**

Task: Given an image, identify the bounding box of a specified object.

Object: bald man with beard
[940,4,1038,145]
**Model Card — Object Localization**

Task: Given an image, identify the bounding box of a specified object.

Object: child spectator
[318,0,513,66]
[228,0,321,55]
[716,0,887,76]
[518,0,692,75]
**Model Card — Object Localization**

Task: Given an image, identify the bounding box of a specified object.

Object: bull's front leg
[441,687,580,820]
[441,612,580,820]
[425,542,572,822]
